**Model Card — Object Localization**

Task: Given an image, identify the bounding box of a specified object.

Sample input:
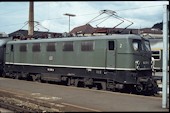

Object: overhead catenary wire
[93,10,117,27]
[0,4,167,29]
[95,15,113,27]
[85,9,134,34]
[19,21,49,32]
[18,21,29,30]
[115,4,167,12]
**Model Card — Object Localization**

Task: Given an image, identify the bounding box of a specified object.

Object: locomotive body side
[4,34,157,95]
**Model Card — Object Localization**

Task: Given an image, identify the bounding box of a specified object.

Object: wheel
[96,83,102,90]
[145,80,158,96]
[40,79,47,83]
[2,72,6,78]
[87,85,93,89]
[36,74,41,82]
[101,82,107,90]
[73,79,79,87]
[0,71,2,77]
[66,78,71,86]
[135,84,144,95]
[120,84,133,94]
[31,74,41,82]
[77,81,85,88]
[32,75,36,82]
[14,74,19,79]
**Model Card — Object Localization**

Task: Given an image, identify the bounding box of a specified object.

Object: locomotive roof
[7,34,143,44]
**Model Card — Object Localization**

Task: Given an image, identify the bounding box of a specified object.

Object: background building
[9,30,62,40]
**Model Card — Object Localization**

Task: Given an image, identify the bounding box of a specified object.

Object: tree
[152,21,170,30]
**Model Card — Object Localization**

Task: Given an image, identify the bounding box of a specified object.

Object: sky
[0,1,169,34]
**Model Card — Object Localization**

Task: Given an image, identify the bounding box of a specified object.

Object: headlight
[151,57,155,69]
[135,60,140,70]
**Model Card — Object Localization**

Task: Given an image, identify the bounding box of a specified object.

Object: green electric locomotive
[4,34,158,95]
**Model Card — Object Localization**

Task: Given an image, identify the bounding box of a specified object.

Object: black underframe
[4,64,152,85]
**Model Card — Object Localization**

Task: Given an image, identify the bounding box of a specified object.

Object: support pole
[28,1,34,36]
[162,4,169,109]
[69,16,70,33]
[64,13,76,33]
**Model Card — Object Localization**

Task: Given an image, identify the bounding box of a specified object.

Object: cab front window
[144,40,151,51]
[132,39,143,51]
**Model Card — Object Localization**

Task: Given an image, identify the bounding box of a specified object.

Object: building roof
[7,34,142,44]
[70,24,162,35]
[70,24,95,34]
[9,29,62,39]
[94,27,139,34]
[139,28,162,34]
[9,29,62,36]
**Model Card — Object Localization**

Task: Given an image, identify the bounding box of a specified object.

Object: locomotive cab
[131,37,157,94]
[113,35,157,95]
[132,38,152,71]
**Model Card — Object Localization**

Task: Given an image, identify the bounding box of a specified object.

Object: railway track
[0,90,62,112]
[0,101,33,112]
[0,88,98,112]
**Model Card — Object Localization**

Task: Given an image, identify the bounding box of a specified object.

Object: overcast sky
[0,1,169,34]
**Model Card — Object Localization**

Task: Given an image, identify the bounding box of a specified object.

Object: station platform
[0,77,169,112]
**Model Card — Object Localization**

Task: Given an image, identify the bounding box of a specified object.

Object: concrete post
[28,1,34,36]
[162,4,169,109]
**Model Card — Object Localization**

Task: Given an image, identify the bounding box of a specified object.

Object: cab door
[10,44,14,64]
[106,40,116,69]
[5,44,14,64]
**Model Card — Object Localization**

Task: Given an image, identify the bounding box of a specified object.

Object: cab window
[132,39,143,51]
[144,40,151,51]
[108,41,114,50]
[11,45,14,52]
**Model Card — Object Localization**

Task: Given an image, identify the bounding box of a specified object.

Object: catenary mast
[28,1,34,36]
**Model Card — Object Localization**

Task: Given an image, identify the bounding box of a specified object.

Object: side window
[32,43,40,52]
[46,42,56,52]
[11,45,14,52]
[63,41,73,51]
[81,41,94,51]
[20,44,27,52]
[108,41,114,50]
